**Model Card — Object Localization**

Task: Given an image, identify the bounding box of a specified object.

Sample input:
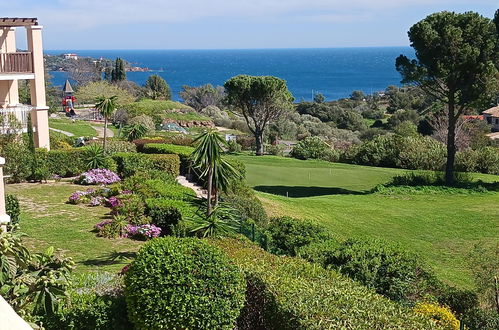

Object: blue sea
[46,47,413,101]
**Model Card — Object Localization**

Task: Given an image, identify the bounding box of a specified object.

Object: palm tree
[190,130,239,216]
[95,95,117,153]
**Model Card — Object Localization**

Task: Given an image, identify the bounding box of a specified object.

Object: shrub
[75,169,121,185]
[112,152,180,178]
[95,215,129,239]
[88,139,137,154]
[396,136,446,170]
[227,140,242,153]
[128,114,156,134]
[349,134,400,167]
[236,136,255,151]
[413,302,460,330]
[302,238,435,302]
[265,144,284,156]
[142,143,194,173]
[224,182,267,225]
[290,136,333,160]
[461,308,499,330]
[132,135,193,151]
[266,216,331,256]
[124,237,245,329]
[145,198,196,235]
[211,238,441,330]
[140,180,195,200]
[113,194,146,225]
[43,273,130,330]
[5,194,20,227]
[3,139,32,182]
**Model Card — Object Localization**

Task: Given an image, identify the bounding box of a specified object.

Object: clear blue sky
[2,0,497,50]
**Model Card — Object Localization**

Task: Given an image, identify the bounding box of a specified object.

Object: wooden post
[0,157,10,232]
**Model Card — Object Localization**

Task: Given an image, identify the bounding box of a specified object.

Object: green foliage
[179,84,225,111]
[290,136,339,161]
[224,75,294,155]
[140,179,195,200]
[44,273,130,330]
[299,238,436,302]
[387,109,420,129]
[211,238,441,330]
[5,194,20,227]
[88,139,137,154]
[413,302,460,330]
[75,81,134,106]
[128,114,156,134]
[142,143,194,173]
[456,147,499,175]
[145,198,195,235]
[462,308,499,330]
[113,194,146,225]
[223,182,267,225]
[124,237,245,329]
[38,148,86,177]
[0,231,74,317]
[122,123,148,141]
[122,99,194,124]
[111,58,126,82]
[84,144,107,169]
[2,139,32,183]
[144,74,171,100]
[112,152,180,178]
[467,243,499,312]
[266,216,331,256]
[189,204,241,238]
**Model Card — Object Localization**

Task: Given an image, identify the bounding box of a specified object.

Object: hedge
[112,152,180,178]
[6,194,20,226]
[140,179,195,200]
[210,238,442,330]
[124,237,245,329]
[142,143,194,174]
[145,198,196,235]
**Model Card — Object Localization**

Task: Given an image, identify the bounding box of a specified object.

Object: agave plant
[84,143,107,169]
[188,204,241,238]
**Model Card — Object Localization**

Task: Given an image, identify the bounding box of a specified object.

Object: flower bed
[125,224,161,240]
[75,169,121,185]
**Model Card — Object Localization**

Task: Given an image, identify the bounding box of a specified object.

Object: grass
[6,182,143,274]
[236,155,499,288]
[49,118,97,137]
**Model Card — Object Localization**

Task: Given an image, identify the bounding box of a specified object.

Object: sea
[45,47,414,102]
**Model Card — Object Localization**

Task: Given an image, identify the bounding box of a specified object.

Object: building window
[487,116,492,124]
[495,118,499,125]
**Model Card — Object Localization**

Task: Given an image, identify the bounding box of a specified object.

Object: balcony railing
[0,52,33,73]
[0,105,32,133]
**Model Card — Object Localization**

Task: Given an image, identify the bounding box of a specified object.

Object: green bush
[38,148,87,177]
[124,237,245,329]
[348,134,400,167]
[88,139,137,153]
[396,136,446,170]
[139,179,195,200]
[290,136,338,161]
[461,308,499,330]
[112,152,180,178]
[266,216,331,256]
[211,238,441,330]
[43,273,130,330]
[5,194,20,226]
[145,198,196,235]
[3,139,32,182]
[122,100,196,124]
[300,238,435,302]
[113,194,146,225]
[224,182,267,225]
[142,143,194,173]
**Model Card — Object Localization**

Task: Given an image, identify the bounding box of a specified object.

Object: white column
[0,157,10,232]
[5,27,19,105]
[26,25,50,149]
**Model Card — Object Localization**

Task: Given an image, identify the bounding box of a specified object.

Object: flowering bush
[76,168,121,185]
[90,196,105,207]
[68,190,92,204]
[413,302,459,330]
[95,219,113,231]
[125,224,161,240]
[106,196,122,208]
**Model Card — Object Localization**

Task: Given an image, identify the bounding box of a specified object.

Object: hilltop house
[0,17,49,149]
[482,105,499,132]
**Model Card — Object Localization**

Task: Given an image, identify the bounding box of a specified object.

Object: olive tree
[396,11,498,185]
[224,75,294,155]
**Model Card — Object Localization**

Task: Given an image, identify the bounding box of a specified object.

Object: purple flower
[90,196,105,206]
[68,191,89,204]
[95,219,113,230]
[76,169,121,185]
[107,196,122,208]
[125,224,161,239]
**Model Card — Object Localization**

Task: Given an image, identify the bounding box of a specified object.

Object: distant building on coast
[63,53,78,60]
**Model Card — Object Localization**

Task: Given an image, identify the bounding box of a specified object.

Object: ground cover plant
[236,155,499,288]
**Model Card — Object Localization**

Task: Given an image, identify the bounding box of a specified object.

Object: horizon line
[45,45,412,52]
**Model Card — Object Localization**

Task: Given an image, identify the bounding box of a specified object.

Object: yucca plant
[188,204,240,238]
[190,130,240,216]
[84,143,107,169]
[123,123,148,141]
[95,95,117,153]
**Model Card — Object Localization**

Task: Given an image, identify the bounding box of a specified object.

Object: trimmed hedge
[142,143,194,174]
[145,198,196,235]
[140,179,195,200]
[112,152,180,178]
[211,238,442,330]
[124,237,245,329]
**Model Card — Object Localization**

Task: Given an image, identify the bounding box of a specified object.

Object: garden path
[91,125,114,138]
[49,127,74,136]
[176,175,207,199]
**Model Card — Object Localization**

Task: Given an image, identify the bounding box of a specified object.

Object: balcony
[0,52,33,76]
[0,105,32,133]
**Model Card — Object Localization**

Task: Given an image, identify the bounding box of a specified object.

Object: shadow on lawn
[80,251,136,267]
[253,185,366,198]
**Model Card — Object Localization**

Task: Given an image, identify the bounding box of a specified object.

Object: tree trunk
[445,95,456,186]
[495,276,499,314]
[103,117,108,153]
[206,166,214,216]
[255,131,264,156]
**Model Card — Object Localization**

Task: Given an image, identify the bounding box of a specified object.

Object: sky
[2,0,497,50]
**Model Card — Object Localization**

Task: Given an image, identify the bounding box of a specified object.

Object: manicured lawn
[236,155,499,288]
[49,118,97,137]
[6,182,143,274]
